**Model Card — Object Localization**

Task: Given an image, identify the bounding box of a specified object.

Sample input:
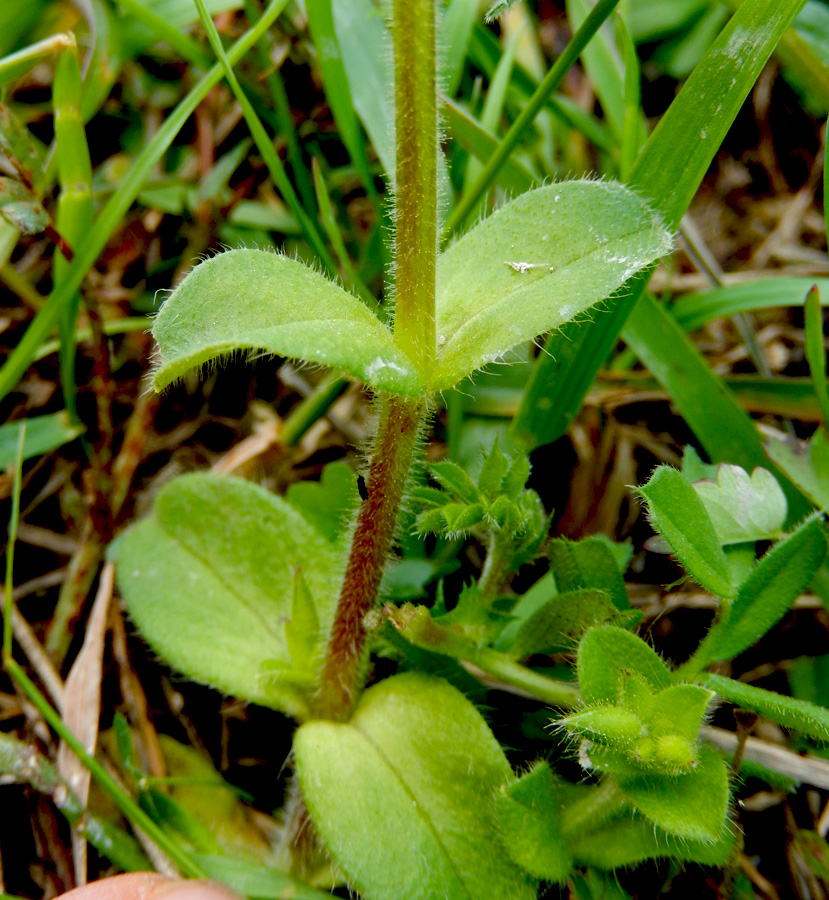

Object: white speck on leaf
[505,261,546,273]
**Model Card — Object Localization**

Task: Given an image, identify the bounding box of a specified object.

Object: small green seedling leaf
[294,673,537,900]
[765,426,829,510]
[703,673,829,744]
[682,445,719,482]
[548,536,630,610]
[710,513,827,662]
[285,460,361,543]
[496,762,572,883]
[111,473,340,719]
[638,466,734,598]
[616,743,730,843]
[152,250,425,397]
[578,625,671,706]
[0,412,83,468]
[510,588,623,658]
[431,180,672,391]
[692,464,787,545]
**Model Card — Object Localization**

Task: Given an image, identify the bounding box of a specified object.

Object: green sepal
[646,684,715,743]
[561,706,643,750]
[495,762,572,883]
[569,813,736,870]
[615,744,730,843]
[638,466,734,598]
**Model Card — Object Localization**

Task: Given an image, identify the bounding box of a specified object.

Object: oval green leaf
[111,473,341,719]
[294,672,537,900]
[431,180,672,391]
[152,250,425,397]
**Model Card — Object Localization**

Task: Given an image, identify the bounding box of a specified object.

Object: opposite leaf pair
[150,181,672,400]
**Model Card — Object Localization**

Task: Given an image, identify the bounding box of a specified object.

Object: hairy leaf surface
[112,473,340,719]
[432,181,672,391]
[294,673,537,900]
[152,250,425,396]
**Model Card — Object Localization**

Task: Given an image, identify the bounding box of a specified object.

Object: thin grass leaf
[0,732,150,872]
[0,0,290,406]
[629,0,808,230]
[5,660,206,878]
[3,424,25,660]
[567,0,626,138]
[194,0,335,270]
[805,285,829,428]
[310,157,380,315]
[442,97,535,193]
[0,412,84,468]
[444,0,622,237]
[0,32,75,87]
[305,0,380,204]
[617,12,643,178]
[461,23,523,225]
[623,292,811,522]
[673,277,829,331]
[442,0,479,96]
[514,0,810,457]
[468,25,613,152]
[53,41,94,416]
[113,0,213,68]
[332,0,395,180]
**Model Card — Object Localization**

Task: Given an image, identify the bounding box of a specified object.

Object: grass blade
[193,0,335,270]
[0,0,289,406]
[805,285,829,428]
[306,0,380,206]
[53,40,94,416]
[443,0,622,237]
[623,292,811,521]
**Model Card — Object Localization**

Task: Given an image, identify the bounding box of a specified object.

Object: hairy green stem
[392,0,437,375]
[469,648,581,709]
[315,395,426,721]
